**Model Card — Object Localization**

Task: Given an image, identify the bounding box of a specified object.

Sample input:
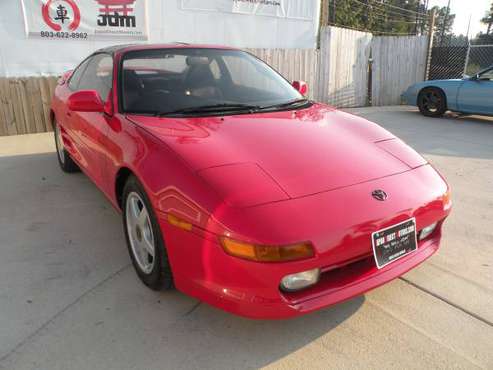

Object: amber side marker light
[167,214,193,231]
[442,188,452,210]
[220,237,314,262]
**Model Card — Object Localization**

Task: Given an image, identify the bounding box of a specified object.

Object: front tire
[418,88,447,117]
[122,176,173,290]
[54,122,79,173]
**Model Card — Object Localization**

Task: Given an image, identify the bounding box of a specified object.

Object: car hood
[127,104,426,206]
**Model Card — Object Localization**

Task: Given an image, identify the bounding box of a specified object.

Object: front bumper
[158,165,450,319]
[401,89,418,106]
[161,221,443,319]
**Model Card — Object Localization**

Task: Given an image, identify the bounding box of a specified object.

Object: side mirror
[292,80,308,96]
[68,90,104,112]
[469,74,480,81]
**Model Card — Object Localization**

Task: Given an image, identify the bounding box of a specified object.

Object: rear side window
[77,54,114,101]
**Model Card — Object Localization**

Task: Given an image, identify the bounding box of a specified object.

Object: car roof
[94,43,238,56]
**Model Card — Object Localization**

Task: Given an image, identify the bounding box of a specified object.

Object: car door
[457,67,493,115]
[69,53,114,189]
[58,57,92,163]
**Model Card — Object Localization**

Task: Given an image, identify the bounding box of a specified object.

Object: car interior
[121,53,290,114]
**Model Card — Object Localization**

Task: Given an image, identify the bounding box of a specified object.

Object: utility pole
[320,0,329,27]
[318,0,329,48]
[425,9,437,80]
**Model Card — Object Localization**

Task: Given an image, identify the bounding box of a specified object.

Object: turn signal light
[442,187,452,210]
[220,237,314,262]
[167,214,193,231]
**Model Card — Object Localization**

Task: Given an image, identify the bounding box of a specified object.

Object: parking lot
[0,106,491,370]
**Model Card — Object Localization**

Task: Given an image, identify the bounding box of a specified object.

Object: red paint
[51,44,451,319]
[292,80,308,95]
[67,90,104,112]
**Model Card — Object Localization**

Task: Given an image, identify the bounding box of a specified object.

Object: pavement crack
[0,263,132,365]
[183,301,202,316]
[398,277,493,327]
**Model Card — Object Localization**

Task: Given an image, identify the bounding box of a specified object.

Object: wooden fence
[0,77,58,136]
[0,26,430,137]
[318,26,372,108]
[371,36,428,106]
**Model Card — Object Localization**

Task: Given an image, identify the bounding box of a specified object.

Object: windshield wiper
[259,98,310,111]
[157,103,260,116]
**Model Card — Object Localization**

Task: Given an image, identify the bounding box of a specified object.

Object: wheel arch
[49,109,56,129]
[115,166,135,210]
[417,85,448,108]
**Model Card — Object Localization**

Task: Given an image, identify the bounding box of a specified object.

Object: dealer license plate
[371,218,417,269]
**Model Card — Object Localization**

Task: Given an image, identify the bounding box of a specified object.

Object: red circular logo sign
[42,0,81,31]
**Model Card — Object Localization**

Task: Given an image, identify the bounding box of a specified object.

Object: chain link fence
[428,43,493,80]
[428,45,468,80]
[465,45,493,76]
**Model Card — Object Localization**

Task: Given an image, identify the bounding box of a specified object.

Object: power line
[349,0,428,20]
[327,22,420,36]
[334,1,429,25]
[368,0,427,16]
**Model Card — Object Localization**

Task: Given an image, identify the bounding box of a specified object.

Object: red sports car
[51,44,451,319]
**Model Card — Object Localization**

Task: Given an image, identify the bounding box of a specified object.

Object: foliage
[472,1,493,44]
[328,0,454,39]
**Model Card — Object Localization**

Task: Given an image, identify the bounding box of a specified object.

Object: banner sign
[21,0,148,40]
[181,0,315,21]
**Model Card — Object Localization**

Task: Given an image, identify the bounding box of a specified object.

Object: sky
[428,0,491,37]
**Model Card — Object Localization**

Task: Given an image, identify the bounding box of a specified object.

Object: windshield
[120,48,305,116]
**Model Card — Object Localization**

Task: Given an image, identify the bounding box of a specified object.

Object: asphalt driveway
[0,106,491,369]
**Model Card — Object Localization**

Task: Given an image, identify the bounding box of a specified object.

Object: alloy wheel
[125,192,156,274]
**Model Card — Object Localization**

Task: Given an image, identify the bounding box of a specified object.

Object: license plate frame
[371,218,418,269]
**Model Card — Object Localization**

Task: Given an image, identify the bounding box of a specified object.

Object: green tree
[430,5,456,45]
[329,0,430,35]
[481,2,493,35]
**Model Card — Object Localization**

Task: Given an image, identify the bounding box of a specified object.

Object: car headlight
[419,222,438,240]
[280,268,320,292]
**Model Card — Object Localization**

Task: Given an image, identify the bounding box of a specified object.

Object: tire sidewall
[54,121,79,173]
[122,176,172,290]
[418,88,447,117]
[54,122,67,168]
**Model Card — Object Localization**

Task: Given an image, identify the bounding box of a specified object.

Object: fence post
[463,42,471,76]
[424,9,436,80]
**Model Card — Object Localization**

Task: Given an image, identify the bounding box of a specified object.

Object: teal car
[402,65,493,117]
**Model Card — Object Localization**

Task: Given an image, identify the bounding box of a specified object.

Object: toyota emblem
[372,190,388,201]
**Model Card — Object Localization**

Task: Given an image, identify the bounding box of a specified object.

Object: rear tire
[54,121,80,173]
[122,175,173,291]
[418,88,447,117]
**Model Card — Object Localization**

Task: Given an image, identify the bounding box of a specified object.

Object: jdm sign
[21,0,148,40]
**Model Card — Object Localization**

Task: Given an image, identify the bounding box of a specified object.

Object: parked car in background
[402,65,493,117]
[51,44,452,319]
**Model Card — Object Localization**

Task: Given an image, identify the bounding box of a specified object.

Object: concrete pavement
[0,106,491,369]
